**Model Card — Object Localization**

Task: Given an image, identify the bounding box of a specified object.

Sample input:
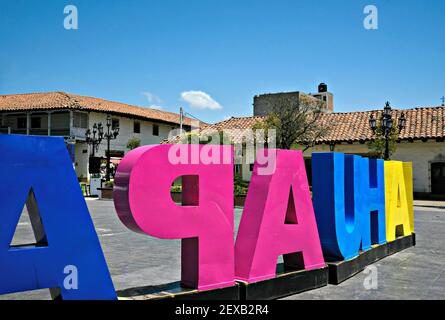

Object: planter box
[98,188,113,200]
[171,192,182,203]
[235,195,246,207]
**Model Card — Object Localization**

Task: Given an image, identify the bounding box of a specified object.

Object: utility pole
[179,107,184,133]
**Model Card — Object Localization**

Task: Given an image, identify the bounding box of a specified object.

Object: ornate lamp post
[85,123,104,157]
[369,102,406,160]
[103,115,120,181]
[85,115,119,181]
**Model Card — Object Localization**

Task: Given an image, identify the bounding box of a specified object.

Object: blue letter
[0,136,116,299]
[312,153,361,261]
[358,158,386,249]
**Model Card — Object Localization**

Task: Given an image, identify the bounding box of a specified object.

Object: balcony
[29,129,50,136]
[1,110,88,139]
[0,127,11,134]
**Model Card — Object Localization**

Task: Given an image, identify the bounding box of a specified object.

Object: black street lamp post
[85,123,104,157]
[103,115,120,181]
[85,115,119,181]
[369,102,406,160]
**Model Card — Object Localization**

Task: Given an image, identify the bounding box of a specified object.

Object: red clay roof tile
[0,92,197,126]
[201,107,445,144]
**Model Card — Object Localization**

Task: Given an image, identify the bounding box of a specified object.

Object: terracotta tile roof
[166,116,265,144]
[203,116,265,142]
[316,107,445,143]
[0,92,196,126]
[198,106,445,144]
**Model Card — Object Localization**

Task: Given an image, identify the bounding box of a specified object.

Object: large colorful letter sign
[0,135,116,300]
[312,153,362,260]
[235,149,325,282]
[403,162,415,234]
[358,158,386,249]
[384,161,414,242]
[114,144,235,290]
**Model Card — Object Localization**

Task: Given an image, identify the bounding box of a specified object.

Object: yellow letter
[384,161,413,242]
[403,162,415,233]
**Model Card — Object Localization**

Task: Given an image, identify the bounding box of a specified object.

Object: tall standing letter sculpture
[384,161,413,242]
[312,153,362,260]
[403,162,415,234]
[358,158,386,249]
[235,149,325,282]
[114,144,235,290]
[0,136,116,300]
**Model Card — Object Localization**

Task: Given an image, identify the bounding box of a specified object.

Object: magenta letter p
[114,144,235,291]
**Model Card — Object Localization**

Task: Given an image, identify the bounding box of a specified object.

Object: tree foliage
[126,136,141,150]
[367,121,399,159]
[252,95,330,150]
[177,130,233,145]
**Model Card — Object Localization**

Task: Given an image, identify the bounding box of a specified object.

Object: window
[134,121,141,134]
[17,117,27,129]
[112,119,120,130]
[31,117,42,129]
[152,124,159,136]
[73,112,88,128]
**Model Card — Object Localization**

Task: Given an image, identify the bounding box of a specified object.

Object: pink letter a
[235,149,325,282]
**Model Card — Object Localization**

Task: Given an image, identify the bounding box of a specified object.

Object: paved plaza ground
[2,199,444,300]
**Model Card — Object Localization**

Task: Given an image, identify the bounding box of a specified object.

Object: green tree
[252,95,330,151]
[367,121,399,159]
[176,130,233,145]
[126,136,141,150]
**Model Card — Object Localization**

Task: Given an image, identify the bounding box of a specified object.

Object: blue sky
[0,0,444,123]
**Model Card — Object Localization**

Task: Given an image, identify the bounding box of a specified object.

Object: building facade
[201,85,445,196]
[0,92,194,181]
[253,83,334,116]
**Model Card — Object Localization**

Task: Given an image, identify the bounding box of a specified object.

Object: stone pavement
[413,200,445,209]
[1,200,444,300]
[285,206,445,300]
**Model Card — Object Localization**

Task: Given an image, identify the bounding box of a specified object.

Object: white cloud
[180,91,222,110]
[141,92,163,105]
[149,105,163,110]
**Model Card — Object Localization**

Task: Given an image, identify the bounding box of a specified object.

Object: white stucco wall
[76,112,179,179]
[85,112,177,156]
[304,140,445,193]
[389,141,445,193]
[240,140,445,193]
[74,142,89,180]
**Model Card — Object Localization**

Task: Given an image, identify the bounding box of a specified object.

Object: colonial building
[202,85,445,196]
[0,92,194,180]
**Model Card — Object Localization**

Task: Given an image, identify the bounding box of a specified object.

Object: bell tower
[309,83,334,113]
